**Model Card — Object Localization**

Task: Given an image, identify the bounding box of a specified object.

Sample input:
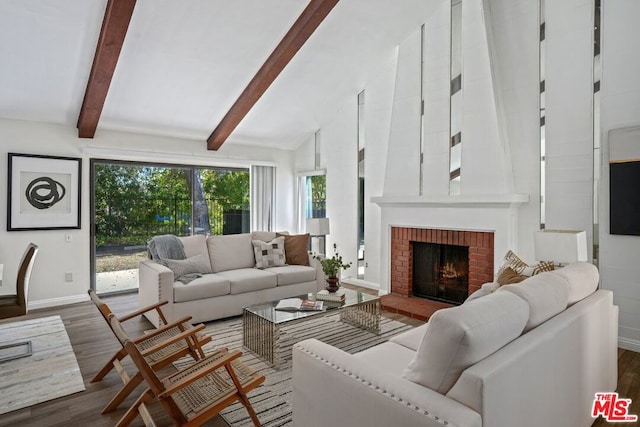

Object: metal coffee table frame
[242,289,380,368]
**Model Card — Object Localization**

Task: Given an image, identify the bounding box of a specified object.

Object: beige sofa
[292,262,618,427]
[139,231,324,327]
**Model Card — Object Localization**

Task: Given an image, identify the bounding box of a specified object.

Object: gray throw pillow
[252,237,286,269]
[163,254,212,279]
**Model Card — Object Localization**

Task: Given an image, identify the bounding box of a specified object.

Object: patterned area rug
[174,313,413,427]
[0,315,85,415]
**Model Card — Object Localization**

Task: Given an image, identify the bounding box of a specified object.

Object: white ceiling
[0,0,432,151]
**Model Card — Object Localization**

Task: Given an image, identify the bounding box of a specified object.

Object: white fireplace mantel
[371,193,530,209]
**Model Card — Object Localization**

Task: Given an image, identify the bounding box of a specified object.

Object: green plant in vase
[314,252,352,293]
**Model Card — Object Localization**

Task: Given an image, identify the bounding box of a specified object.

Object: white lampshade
[534,230,588,264]
[306,218,330,236]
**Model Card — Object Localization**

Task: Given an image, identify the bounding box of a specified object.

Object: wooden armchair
[109,315,265,427]
[88,290,212,413]
[0,243,38,320]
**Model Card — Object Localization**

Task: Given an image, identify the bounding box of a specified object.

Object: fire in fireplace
[412,242,469,305]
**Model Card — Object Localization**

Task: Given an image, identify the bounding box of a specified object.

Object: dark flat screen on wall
[610,161,640,236]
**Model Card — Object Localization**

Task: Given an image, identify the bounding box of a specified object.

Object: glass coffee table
[242,288,380,368]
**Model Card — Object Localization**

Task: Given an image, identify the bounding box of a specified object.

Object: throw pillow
[162,254,212,281]
[464,287,491,303]
[496,266,527,285]
[402,291,530,394]
[496,250,555,278]
[277,233,310,266]
[552,261,599,305]
[253,237,286,269]
[497,271,569,332]
[481,281,501,293]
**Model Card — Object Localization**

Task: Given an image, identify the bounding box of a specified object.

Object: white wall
[459,0,510,195]
[422,0,451,196]
[0,118,296,307]
[382,27,422,197]
[544,0,595,251]
[483,0,540,261]
[362,52,399,284]
[293,133,316,174]
[323,104,359,278]
[381,0,514,199]
[293,103,360,279]
[600,0,640,351]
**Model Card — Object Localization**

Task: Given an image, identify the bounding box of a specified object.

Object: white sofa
[292,262,618,427]
[139,231,324,327]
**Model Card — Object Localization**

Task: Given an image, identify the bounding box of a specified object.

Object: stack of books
[315,289,346,303]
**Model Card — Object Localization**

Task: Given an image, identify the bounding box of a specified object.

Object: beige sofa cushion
[265,265,316,286]
[389,323,429,352]
[354,342,416,377]
[173,274,230,302]
[216,268,277,294]
[207,233,254,273]
[403,291,529,394]
[464,286,492,302]
[251,231,276,242]
[498,271,569,332]
[179,234,209,259]
[553,262,599,305]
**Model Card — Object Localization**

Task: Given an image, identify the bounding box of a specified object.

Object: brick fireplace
[390,227,495,301]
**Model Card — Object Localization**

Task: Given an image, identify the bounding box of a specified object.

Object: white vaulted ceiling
[0,0,432,150]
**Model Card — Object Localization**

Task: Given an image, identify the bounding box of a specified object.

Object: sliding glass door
[90,160,249,295]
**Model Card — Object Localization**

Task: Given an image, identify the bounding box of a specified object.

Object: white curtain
[250,165,275,231]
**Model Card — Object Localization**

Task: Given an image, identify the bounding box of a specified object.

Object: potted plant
[315,252,352,293]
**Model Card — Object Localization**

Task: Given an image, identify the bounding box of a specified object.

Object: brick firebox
[390,227,495,299]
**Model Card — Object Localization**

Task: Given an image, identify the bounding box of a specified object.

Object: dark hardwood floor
[0,293,208,427]
[593,348,640,427]
[0,289,636,426]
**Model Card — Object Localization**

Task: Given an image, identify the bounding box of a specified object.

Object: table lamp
[306,218,330,255]
[534,229,588,266]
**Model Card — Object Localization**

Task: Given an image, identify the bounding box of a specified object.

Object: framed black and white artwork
[7,153,82,231]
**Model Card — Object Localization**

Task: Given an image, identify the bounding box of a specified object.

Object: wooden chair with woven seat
[0,243,38,320]
[88,289,212,414]
[109,314,265,427]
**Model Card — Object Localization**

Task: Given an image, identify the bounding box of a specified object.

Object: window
[91,160,249,295]
[305,174,326,219]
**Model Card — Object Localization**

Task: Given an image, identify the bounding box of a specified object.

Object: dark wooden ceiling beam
[207,0,340,151]
[77,0,137,138]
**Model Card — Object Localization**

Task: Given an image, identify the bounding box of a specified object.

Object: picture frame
[7,153,82,231]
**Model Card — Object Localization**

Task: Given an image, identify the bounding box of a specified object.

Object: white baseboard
[618,337,640,353]
[28,294,90,311]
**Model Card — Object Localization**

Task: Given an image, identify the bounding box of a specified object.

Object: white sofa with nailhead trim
[292,262,618,427]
